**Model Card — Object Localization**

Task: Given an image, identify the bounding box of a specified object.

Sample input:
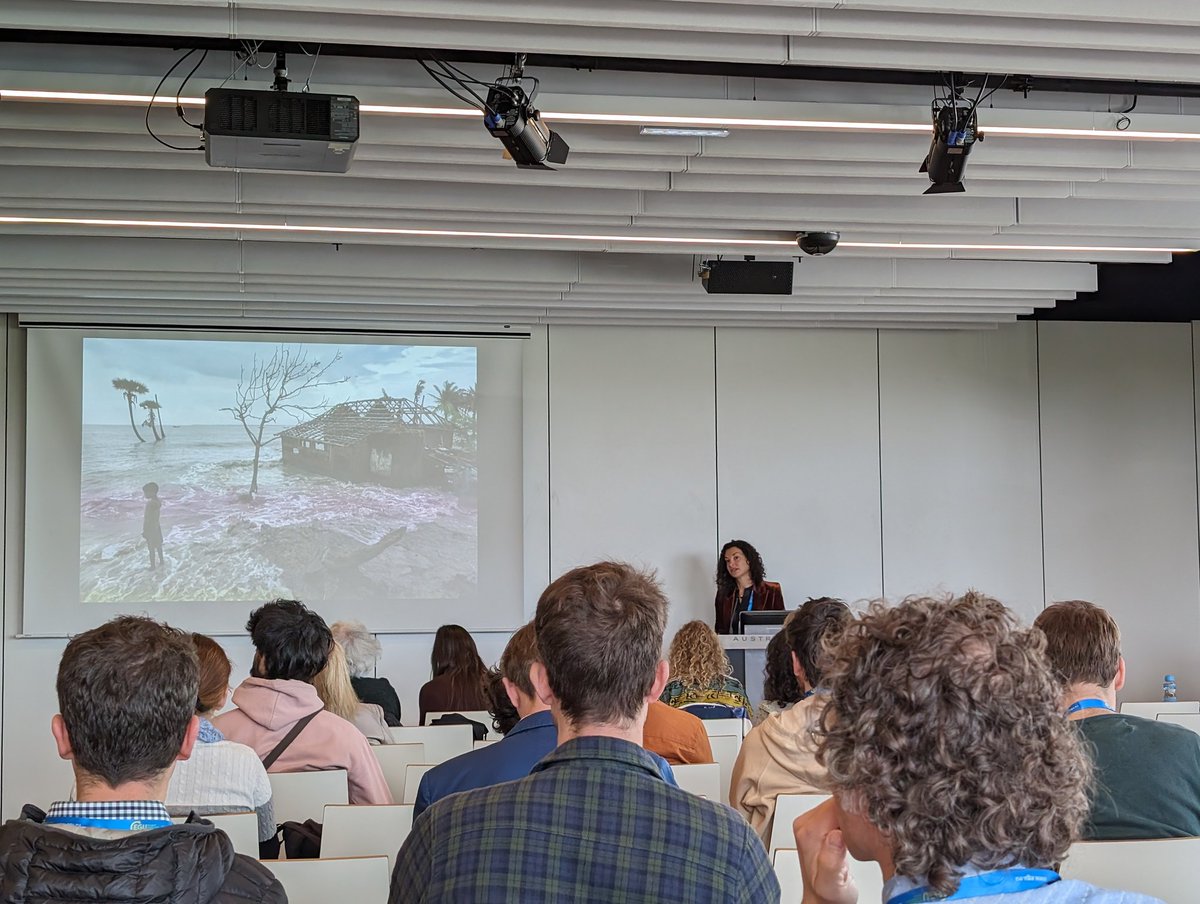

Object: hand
[793,799,858,904]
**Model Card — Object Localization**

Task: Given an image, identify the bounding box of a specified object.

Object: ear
[648,659,670,701]
[1113,657,1127,693]
[51,714,73,761]
[176,715,200,762]
[791,651,810,688]
[502,676,522,710]
[529,660,556,709]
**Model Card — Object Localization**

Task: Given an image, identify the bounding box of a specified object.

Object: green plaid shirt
[390,735,779,903]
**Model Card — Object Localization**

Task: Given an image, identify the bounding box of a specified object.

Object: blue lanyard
[745,589,755,612]
[1066,698,1113,715]
[46,816,171,831]
[888,869,1060,904]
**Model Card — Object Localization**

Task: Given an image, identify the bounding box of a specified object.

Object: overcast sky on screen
[83,338,477,425]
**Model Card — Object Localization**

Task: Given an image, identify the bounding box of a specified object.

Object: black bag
[258,711,322,860]
[431,711,489,742]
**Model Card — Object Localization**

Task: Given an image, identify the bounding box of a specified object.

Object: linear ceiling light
[0,216,1190,254]
[7,89,1200,143]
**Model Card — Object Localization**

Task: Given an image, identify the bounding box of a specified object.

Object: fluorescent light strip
[8,89,1200,143]
[0,216,1190,254]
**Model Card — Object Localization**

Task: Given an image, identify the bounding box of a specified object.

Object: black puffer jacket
[0,807,285,903]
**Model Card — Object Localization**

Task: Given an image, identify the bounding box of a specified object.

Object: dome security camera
[797,231,840,256]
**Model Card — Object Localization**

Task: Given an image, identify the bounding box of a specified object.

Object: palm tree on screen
[140,398,163,441]
[431,381,461,419]
[112,378,149,442]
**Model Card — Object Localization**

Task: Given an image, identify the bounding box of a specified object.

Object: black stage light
[483,84,568,169]
[920,98,981,194]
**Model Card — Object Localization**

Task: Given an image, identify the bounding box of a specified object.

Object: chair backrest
[1156,712,1200,736]
[700,718,746,739]
[1119,701,1200,719]
[388,725,474,764]
[371,743,427,802]
[425,711,495,739]
[321,804,415,871]
[773,848,883,904]
[769,794,832,855]
[402,763,437,805]
[672,763,722,800]
[206,811,261,858]
[267,770,348,826]
[261,856,390,904]
[1061,837,1200,900]
[473,739,498,750]
[707,734,740,806]
[170,811,259,859]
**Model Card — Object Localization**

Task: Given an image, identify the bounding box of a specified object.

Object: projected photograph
[79,338,478,604]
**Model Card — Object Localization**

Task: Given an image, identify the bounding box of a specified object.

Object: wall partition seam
[875,329,885,599]
[712,326,719,558]
[545,326,553,587]
[1035,322,1048,609]
[1192,323,1200,606]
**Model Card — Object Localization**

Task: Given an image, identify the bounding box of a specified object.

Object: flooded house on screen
[280,397,456,487]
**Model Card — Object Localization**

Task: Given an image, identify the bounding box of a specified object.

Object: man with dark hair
[1035,599,1200,840]
[215,598,391,804]
[414,622,556,818]
[0,616,284,903]
[729,596,851,843]
[794,594,1159,904]
[391,562,778,904]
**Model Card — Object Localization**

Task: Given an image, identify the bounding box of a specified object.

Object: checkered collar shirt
[45,800,172,831]
[390,734,780,904]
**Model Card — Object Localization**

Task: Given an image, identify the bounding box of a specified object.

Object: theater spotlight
[920,96,982,195]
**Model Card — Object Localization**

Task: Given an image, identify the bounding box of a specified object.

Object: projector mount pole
[272,52,290,92]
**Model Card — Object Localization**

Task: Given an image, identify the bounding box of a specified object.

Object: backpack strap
[261,711,320,770]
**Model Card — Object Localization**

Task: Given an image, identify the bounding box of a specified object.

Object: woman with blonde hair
[313,641,392,745]
[659,620,752,713]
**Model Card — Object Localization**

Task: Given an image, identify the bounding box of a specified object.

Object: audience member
[414,623,555,818]
[214,599,392,805]
[659,620,752,713]
[755,620,803,722]
[314,640,393,745]
[793,593,1160,904]
[0,617,283,903]
[1035,599,1200,839]
[642,700,714,765]
[391,562,778,903]
[166,633,276,842]
[332,619,402,726]
[484,667,520,735]
[730,597,850,844]
[419,624,490,725]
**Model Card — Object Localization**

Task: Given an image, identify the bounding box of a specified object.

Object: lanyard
[745,589,755,612]
[887,869,1060,904]
[1066,698,1113,715]
[46,815,171,831]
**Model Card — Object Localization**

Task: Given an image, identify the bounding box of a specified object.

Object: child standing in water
[142,481,163,570]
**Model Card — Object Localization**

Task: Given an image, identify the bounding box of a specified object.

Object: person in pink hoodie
[214,599,392,805]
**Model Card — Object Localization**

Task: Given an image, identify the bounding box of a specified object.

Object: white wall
[6,318,1200,816]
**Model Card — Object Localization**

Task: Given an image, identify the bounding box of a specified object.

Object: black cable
[302,43,321,92]
[431,57,514,108]
[175,48,207,129]
[145,48,205,151]
[420,60,493,113]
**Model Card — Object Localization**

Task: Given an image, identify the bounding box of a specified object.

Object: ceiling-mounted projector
[203,87,360,173]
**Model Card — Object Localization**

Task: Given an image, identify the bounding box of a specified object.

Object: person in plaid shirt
[390,561,779,904]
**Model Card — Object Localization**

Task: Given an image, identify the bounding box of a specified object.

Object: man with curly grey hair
[332,620,402,726]
[793,593,1162,904]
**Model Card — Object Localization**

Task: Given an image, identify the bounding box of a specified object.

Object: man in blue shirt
[414,622,554,818]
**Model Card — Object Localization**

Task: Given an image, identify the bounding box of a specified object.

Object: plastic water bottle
[1163,674,1178,703]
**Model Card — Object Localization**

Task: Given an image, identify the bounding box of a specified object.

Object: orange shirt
[642,700,714,765]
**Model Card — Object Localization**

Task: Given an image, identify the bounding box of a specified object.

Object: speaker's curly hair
[815,593,1091,896]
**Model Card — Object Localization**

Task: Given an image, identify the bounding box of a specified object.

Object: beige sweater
[728,693,830,844]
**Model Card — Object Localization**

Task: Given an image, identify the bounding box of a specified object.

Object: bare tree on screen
[112,378,149,442]
[222,346,345,495]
